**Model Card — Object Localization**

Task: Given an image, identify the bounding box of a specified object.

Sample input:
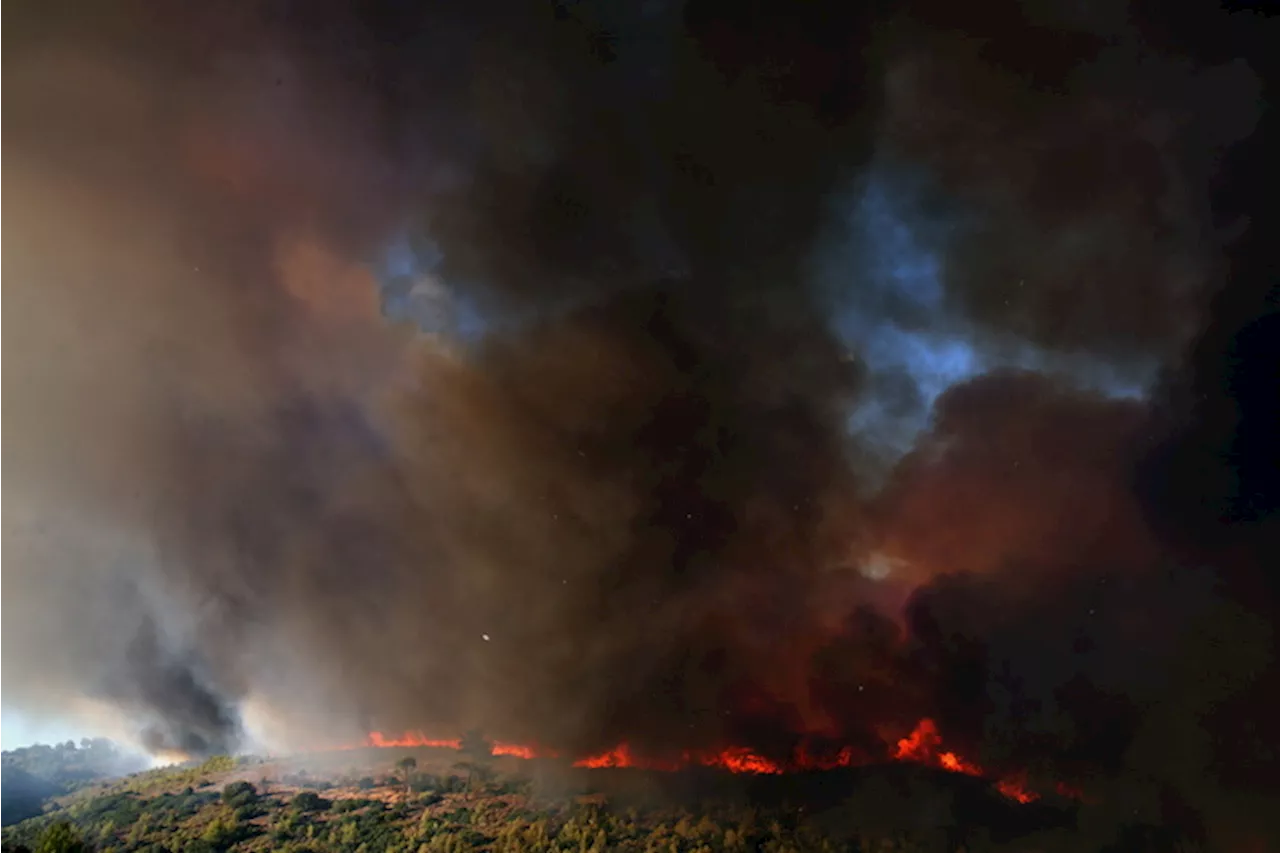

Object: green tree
[34,822,88,853]
[291,791,331,813]
[221,781,257,810]
[198,756,236,775]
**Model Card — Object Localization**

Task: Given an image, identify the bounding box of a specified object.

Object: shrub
[220,782,257,810]
[34,822,87,853]
[330,799,377,814]
[232,805,262,823]
[409,775,439,793]
[291,792,332,814]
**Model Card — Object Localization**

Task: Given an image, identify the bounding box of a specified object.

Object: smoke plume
[4,0,1276,843]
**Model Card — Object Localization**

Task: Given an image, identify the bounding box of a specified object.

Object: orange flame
[708,746,782,775]
[367,731,462,750]
[574,743,642,770]
[893,718,1039,803]
[571,744,782,774]
[492,742,539,759]
[894,718,980,775]
[358,718,1052,803]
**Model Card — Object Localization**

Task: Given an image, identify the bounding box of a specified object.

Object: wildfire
[367,731,461,750]
[358,717,1047,803]
[573,744,680,772]
[360,733,546,760]
[893,718,981,774]
[571,744,783,774]
[492,742,538,759]
[893,719,1038,804]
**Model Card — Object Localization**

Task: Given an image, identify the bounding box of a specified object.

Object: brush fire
[359,719,1048,804]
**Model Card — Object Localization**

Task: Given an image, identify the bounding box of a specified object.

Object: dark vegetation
[2,742,148,827]
[1,741,140,784]
[1,768,61,831]
[0,748,1214,852]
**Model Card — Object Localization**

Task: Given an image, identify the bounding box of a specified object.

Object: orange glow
[1054,781,1083,799]
[995,776,1038,804]
[793,742,861,771]
[573,743,636,769]
[571,744,781,774]
[893,718,1039,803]
[367,731,462,750]
[707,746,782,775]
[894,718,981,776]
[492,742,539,759]
[359,719,1054,803]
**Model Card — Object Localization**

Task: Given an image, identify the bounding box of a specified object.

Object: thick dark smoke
[3,0,1276,844]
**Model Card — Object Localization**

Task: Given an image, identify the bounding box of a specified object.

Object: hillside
[0,750,848,853]
[0,746,1203,852]
[2,741,148,827]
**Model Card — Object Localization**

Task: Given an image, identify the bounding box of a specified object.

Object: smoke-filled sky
[0,711,86,754]
[3,0,1278,842]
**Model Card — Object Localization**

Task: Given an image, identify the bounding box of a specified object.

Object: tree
[451,761,495,793]
[221,781,258,809]
[2,765,60,826]
[395,756,417,799]
[291,791,331,813]
[34,822,87,853]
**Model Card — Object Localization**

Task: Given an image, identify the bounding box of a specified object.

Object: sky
[1,709,87,752]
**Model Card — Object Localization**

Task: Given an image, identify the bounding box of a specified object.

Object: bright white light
[859,552,906,581]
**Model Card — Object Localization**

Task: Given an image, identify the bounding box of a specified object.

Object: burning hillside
[358,718,1042,803]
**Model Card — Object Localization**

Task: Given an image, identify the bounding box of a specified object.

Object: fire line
[356,717,1047,804]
